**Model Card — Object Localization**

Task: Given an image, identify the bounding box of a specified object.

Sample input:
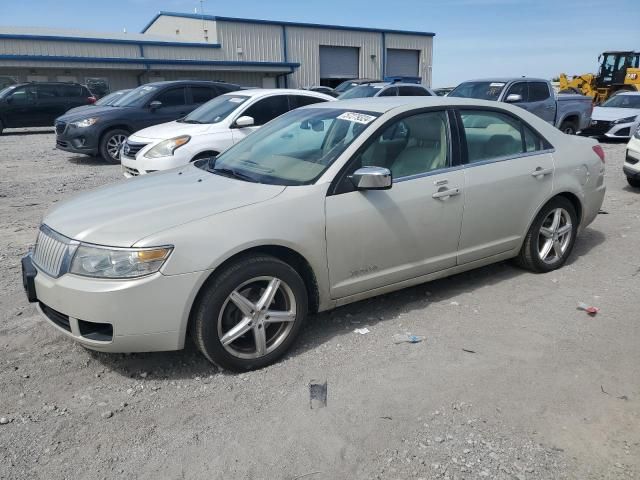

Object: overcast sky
[2,0,639,86]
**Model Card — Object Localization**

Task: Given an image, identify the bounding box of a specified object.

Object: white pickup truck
[449,77,592,134]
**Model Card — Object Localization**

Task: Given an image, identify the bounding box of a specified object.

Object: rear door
[527,81,556,124]
[456,108,554,264]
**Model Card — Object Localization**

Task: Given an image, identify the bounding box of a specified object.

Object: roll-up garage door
[319,46,359,79]
[386,49,420,77]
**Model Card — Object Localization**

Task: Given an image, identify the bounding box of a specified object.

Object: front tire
[628,176,640,188]
[191,255,308,371]
[516,197,578,273]
[99,129,128,164]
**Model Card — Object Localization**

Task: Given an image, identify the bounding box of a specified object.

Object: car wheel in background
[516,196,578,273]
[191,255,308,371]
[559,119,578,135]
[99,129,129,164]
[627,176,640,188]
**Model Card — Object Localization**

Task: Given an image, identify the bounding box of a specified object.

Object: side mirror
[349,166,392,190]
[149,100,162,111]
[234,116,255,128]
[505,94,523,103]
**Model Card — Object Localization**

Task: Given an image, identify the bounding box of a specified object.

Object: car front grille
[122,140,148,158]
[32,226,74,278]
[40,303,71,332]
[55,122,67,135]
[581,120,612,136]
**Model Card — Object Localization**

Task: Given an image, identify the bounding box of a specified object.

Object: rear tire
[516,197,578,273]
[559,119,578,135]
[627,176,640,188]
[191,255,308,371]
[99,129,129,164]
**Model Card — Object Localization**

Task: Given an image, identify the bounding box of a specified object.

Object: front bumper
[580,120,637,139]
[624,138,640,178]
[121,151,190,178]
[55,121,100,155]
[22,254,206,353]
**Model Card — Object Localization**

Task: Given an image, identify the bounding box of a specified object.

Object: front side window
[352,110,449,179]
[377,86,398,97]
[36,85,61,98]
[8,86,36,105]
[460,110,545,163]
[112,85,159,107]
[242,95,290,126]
[206,108,380,185]
[155,87,187,107]
[181,94,249,124]
[449,81,506,101]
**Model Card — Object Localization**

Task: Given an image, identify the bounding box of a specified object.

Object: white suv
[121,89,334,177]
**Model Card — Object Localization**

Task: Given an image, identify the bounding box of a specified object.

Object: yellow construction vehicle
[559,51,640,103]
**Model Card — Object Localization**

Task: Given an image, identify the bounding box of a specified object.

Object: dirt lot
[0,128,638,480]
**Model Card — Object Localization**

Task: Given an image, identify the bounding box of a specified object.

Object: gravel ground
[0,129,638,480]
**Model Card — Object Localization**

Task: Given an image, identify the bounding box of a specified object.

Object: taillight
[87,96,96,104]
[592,145,605,163]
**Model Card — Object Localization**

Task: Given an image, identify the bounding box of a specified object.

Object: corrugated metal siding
[385,34,433,86]
[0,68,139,90]
[144,16,218,43]
[141,45,223,61]
[0,38,140,58]
[216,21,283,63]
[0,59,143,70]
[285,27,382,88]
[140,70,264,87]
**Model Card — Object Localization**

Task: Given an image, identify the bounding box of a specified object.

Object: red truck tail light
[592,145,605,163]
[87,96,97,104]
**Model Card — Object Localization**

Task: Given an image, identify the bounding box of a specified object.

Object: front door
[527,81,556,124]
[325,110,465,299]
[146,87,190,127]
[456,109,554,264]
[3,85,38,127]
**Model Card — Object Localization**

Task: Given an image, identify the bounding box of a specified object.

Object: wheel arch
[99,124,132,141]
[191,150,219,162]
[524,191,584,244]
[184,244,320,345]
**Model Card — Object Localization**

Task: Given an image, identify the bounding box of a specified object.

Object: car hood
[64,105,96,116]
[56,105,125,123]
[131,121,214,141]
[43,165,286,247]
[592,106,640,121]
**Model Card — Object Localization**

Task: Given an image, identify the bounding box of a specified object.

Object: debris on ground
[462,348,476,354]
[577,302,600,316]
[392,333,425,344]
[353,327,370,335]
[0,417,9,425]
[309,380,327,409]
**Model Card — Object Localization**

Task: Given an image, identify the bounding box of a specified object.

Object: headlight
[144,136,191,159]
[70,244,172,278]
[634,125,640,139]
[612,115,638,125]
[70,117,99,128]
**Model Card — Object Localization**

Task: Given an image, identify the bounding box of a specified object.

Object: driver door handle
[531,167,553,178]
[432,187,461,200]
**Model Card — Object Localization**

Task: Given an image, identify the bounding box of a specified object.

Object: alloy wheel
[537,207,573,264]
[107,134,127,160]
[217,276,297,359]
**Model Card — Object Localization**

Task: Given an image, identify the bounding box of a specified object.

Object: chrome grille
[122,140,148,158]
[32,226,70,278]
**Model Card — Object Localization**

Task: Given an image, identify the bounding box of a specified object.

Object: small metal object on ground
[309,380,327,409]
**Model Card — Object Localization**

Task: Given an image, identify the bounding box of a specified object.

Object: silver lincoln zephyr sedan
[22,97,606,371]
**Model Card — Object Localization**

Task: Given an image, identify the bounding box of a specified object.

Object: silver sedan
[22,97,606,371]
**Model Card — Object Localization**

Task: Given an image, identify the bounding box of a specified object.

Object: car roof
[143,80,238,88]
[13,82,85,87]
[614,91,640,96]
[221,88,334,99]
[306,96,524,114]
[460,77,549,84]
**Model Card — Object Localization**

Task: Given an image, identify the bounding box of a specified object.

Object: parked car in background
[338,81,435,99]
[0,82,95,135]
[580,92,640,140]
[65,89,132,115]
[54,80,241,163]
[333,78,381,95]
[306,86,339,97]
[121,89,334,177]
[0,75,16,90]
[449,78,592,134]
[623,125,640,187]
[434,87,454,96]
[22,96,605,371]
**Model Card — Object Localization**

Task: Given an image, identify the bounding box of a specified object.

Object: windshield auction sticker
[338,112,377,125]
[489,83,506,87]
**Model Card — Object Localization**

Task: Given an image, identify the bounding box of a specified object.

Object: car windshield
[601,94,640,109]
[111,85,159,107]
[334,81,359,94]
[95,90,130,106]
[179,95,249,124]
[338,85,384,99]
[449,81,506,101]
[201,107,380,186]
